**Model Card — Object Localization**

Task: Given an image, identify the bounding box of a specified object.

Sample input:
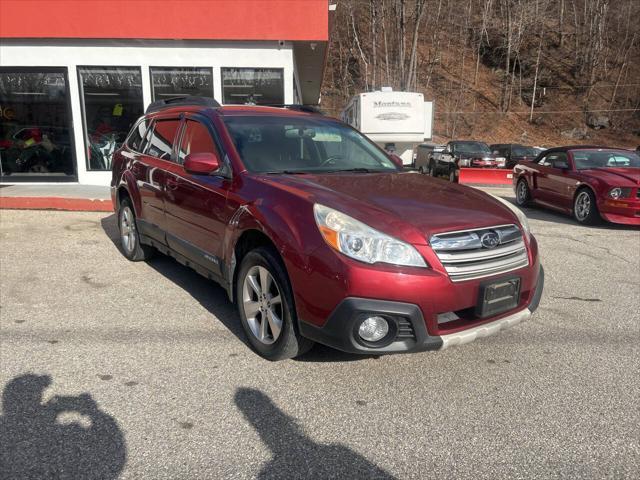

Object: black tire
[573,188,600,225]
[117,198,155,261]
[449,167,458,183]
[515,178,531,207]
[236,246,314,360]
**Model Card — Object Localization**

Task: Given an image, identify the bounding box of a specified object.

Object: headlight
[608,187,631,199]
[459,158,470,167]
[492,195,531,240]
[313,204,427,267]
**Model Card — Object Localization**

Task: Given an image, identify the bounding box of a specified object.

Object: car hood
[581,168,640,186]
[256,172,519,245]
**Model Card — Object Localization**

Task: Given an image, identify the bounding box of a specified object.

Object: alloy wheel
[575,191,591,221]
[120,206,137,254]
[517,181,528,204]
[242,265,283,345]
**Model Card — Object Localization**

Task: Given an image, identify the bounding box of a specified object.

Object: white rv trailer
[340,89,434,165]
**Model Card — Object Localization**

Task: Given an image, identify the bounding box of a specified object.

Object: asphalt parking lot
[1,190,639,479]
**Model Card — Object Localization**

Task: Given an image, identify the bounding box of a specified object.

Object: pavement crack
[536,233,633,264]
[552,295,602,302]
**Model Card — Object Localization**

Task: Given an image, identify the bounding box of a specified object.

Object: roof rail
[261,104,324,115]
[145,96,221,114]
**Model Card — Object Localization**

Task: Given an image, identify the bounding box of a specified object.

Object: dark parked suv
[490,144,538,169]
[111,96,544,360]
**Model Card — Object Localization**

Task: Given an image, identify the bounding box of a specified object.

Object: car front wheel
[236,246,314,360]
[515,178,531,206]
[573,189,600,225]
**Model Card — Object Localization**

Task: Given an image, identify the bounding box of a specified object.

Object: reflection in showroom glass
[79,67,144,171]
[150,67,213,101]
[222,68,284,105]
[0,69,75,180]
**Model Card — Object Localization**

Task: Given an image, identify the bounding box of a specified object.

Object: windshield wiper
[324,168,379,173]
[262,170,310,175]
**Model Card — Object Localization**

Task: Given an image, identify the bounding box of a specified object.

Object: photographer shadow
[0,374,126,480]
[235,387,396,479]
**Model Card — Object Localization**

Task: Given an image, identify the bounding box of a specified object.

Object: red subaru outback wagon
[111,96,544,360]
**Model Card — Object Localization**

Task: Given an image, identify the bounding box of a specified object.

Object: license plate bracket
[476,276,521,318]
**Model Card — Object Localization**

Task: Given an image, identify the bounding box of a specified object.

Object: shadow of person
[0,374,126,480]
[235,388,396,480]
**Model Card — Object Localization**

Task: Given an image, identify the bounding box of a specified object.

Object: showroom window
[221,68,284,105]
[150,67,214,101]
[78,67,144,171]
[0,68,76,181]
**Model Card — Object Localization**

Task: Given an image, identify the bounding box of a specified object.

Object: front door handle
[165,178,178,191]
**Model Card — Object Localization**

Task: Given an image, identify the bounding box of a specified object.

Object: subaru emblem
[480,231,500,249]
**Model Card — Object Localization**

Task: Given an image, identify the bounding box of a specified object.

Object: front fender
[223,200,322,301]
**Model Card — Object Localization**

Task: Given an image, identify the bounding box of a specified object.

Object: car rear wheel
[236,246,314,360]
[515,179,531,206]
[573,189,600,225]
[118,198,155,261]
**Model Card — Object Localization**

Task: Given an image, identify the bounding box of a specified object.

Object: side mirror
[389,153,404,169]
[184,152,220,175]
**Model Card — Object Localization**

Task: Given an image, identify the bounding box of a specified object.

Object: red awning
[0,0,328,42]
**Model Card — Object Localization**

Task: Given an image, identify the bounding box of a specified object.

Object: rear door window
[146,119,181,161]
[127,119,150,152]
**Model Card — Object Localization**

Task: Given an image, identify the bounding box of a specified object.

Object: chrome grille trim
[430,224,529,282]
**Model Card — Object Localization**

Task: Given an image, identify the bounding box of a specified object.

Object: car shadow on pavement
[101,214,374,362]
[0,374,126,479]
[235,387,396,479]
[100,214,246,344]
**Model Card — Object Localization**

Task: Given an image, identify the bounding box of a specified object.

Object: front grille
[430,224,529,282]
[396,318,416,340]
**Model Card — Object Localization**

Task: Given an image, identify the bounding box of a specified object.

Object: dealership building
[0,0,331,185]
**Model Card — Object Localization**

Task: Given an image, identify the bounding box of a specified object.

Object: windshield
[454,142,491,154]
[572,150,640,170]
[512,146,532,156]
[223,116,398,174]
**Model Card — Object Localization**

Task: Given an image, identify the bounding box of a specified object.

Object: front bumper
[599,199,640,225]
[299,265,544,354]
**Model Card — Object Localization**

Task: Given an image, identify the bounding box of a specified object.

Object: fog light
[358,316,389,342]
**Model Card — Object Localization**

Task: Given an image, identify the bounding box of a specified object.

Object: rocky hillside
[321,0,640,148]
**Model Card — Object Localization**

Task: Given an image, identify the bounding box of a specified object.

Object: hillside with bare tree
[322,0,640,148]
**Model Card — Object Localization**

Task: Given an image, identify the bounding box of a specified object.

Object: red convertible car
[513,146,640,225]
